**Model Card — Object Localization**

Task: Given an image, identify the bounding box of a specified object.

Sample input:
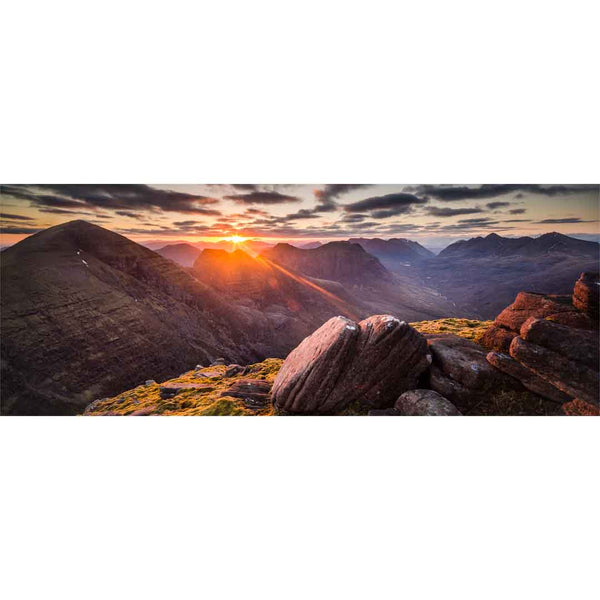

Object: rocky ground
[85,272,599,417]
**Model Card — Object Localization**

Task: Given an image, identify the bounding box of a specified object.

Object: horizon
[1,184,599,249]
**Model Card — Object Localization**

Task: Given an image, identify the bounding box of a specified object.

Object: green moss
[410,318,492,342]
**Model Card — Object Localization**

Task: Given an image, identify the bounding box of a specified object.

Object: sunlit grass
[410,318,492,342]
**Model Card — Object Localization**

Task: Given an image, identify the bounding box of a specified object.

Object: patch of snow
[345,325,357,331]
[470,364,479,372]
[81,259,88,267]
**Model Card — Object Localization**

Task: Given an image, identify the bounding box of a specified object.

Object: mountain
[348,237,434,270]
[425,232,600,318]
[261,241,460,319]
[439,232,599,259]
[261,241,391,285]
[296,241,322,249]
[156,242,202,267]
[0,221,272,415]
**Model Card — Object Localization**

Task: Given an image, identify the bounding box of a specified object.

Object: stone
[486,351,571,404]
[572,272,599,321]
[159,382,215,399]
[210,358,226,366]
[145,380,156,386]
[220,378,272,410]
[509,336,599,406]
[479,325,517,353]
[494,291,593,332]
[272,315,429,414]
[425,333,521,412]
[395,389,462,416]
[368,408,401,416]
[130,407,156,416]
[520,317,599,370]
[224,364,244,377]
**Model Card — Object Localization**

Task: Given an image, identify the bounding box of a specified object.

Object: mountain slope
[0,221,266,415]
[156,242,202,267]
[348,237,434,270]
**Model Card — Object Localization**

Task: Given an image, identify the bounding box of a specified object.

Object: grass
[85,358,283,416]
[410,318,492,342]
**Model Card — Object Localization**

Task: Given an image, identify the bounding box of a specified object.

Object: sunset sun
[224,235,248,245]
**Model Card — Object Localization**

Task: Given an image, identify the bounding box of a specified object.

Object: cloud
[1,184,221,214]
[486,201,510,209]
[535,217,596,224]
[407,184,598,201]
[0,213,35,221]
[502,219,531,223]
[343,193,427,218]
[425,206,484,217]
[115,211,144,220]
[509,208,527,214]
[223,191,301,205]
[0,225,44,234]
[313,184,369,213]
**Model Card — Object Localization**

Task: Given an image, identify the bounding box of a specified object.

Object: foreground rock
[425,334,522,412]
[509,336,599,405]
[272,315,429,414]
[220,379,272,410]
[572,272,599,321]
[480,291,594,353]
[160,382,215,399]
[395,389,461,416]
[486,351,571,404]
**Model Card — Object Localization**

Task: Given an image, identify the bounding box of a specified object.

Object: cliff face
[0,221,264,415]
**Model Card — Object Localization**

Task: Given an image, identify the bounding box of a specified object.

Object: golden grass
[410,318,492,342]
[85,358,283,416]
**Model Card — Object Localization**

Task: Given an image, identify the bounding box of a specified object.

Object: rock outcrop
[395,389,461,416]
[271,315,429,414]
[480,290,595,353]
[220,379,272,410]
[482,275,600,409]
[573,272,599,320]
[425,334,522,412]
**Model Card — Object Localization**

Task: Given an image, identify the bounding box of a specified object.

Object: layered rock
[220,379,272,410]
[271,315,429,414]
[573,272,599,321]
[425,334,522,412]
[509,336,599,405]
[480,290,595,353]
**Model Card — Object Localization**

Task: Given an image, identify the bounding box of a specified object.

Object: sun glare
[224,235,248,245]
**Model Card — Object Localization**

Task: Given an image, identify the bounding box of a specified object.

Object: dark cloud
[486,201,510,209]
[407,184,598,201]
[313,184,369,213]
[535,217,596,224]
[0,213,35,221]
[282,209,321,221]
[223,191,301,205]
[509,208,527,214]
[340,214,368,223]
[502,219,531,223]
[425,206,483,217]
[115,211,144,220]
[0,225,44,234]
[343,193,427,217]
[2,184,220,214]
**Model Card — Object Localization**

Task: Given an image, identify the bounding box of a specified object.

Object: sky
[1,184,599,250]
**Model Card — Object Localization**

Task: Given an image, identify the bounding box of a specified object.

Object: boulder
[520,317,599,370]
[210,358,227,366]
[224,364,244,377]
[220,379,272,410]
[486,351,571,404]
[572,272,599,321]
[395,389,461,416]
[479,325,517,353]
[159,382,215,399]
[425,334,521,412]
[509,336,599,406]
[272,315,429,414]
[494,291,593,332]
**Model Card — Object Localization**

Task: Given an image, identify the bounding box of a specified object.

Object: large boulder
[509,336,599,406]
[520,317,599,370]
[395,389,461,416]
[425,334,521,412]
[271,315,429,414]
[572,272,599,321]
